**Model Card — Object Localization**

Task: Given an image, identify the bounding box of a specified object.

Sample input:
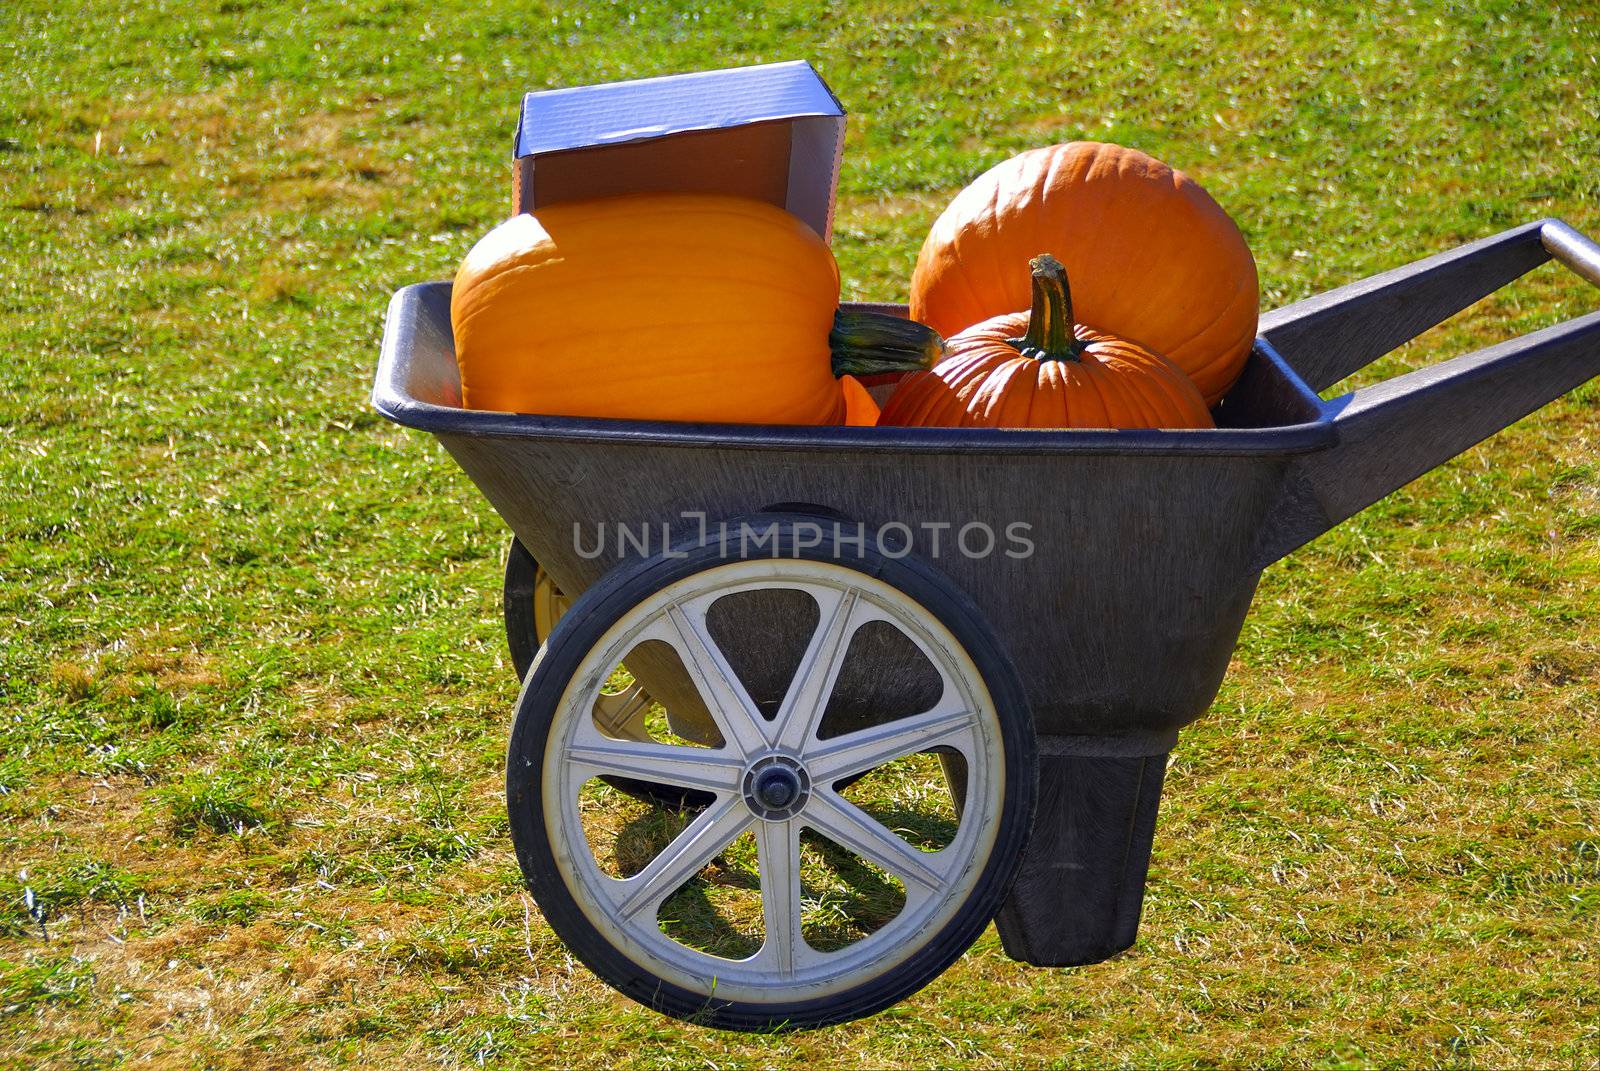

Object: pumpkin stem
[1010,253,1086,362]
[829,309,946,377]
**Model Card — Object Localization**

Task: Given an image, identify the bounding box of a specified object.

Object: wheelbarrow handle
[1252,218,1600,570]
[1259,217,1600,392]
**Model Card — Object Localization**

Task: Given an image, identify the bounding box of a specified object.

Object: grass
[2,0,1598,1065]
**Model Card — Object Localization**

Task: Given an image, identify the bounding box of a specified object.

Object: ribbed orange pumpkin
[452,193,926,424]
[880,255,1214,430]
[910,142,1258,405]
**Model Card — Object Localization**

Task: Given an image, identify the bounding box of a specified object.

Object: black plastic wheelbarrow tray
[373,218,1600,1031]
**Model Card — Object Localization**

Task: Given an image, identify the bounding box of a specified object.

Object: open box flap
[513,61,845,240]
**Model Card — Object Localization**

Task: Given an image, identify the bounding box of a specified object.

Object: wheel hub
[743,755,811,820]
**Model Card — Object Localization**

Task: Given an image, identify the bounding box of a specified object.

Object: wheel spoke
[658,603,770,757]
[803,792,946,894]
[612,796,752,921]
[772,587,864,753]
[807,707,977,784]
[753,819,806,974]
[569,740,743,794]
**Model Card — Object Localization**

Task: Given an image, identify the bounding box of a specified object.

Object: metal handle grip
[1542,219,1600,290]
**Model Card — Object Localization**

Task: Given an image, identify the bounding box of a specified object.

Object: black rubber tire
[502,536,708,811]
[502,536,542,683]
[506,515,1037,1032]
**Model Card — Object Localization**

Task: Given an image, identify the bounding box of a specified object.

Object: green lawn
[3,0,1599,1066]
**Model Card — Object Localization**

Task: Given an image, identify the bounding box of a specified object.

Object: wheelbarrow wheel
[502,536,706,811]
[502,535,560,683]
[507,519,1036,1031]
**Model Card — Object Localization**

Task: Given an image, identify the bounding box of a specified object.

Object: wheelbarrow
[372,218,1600,1031]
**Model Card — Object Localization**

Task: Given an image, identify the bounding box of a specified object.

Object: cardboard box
[513,61,845,240]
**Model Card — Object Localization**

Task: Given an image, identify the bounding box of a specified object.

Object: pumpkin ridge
[1076,354,1117,428]
[991,155,1036,323]
[1133,361,1180,427]
[535,194,815,233]
[1131,349,1193,424]
[527,235,830,287]
[1115,346,1185,427]
[459,267,836,319]
[1157,266,1260,353]
[954,356,1011,425]
[880,369,944,427]
[1025,356,1055,427]
[959,192,1006,332]
[453,258,838,339]
[1140,348,1212,427]
[976,360,1024,427]
[1113,351,1173,427]
[1169,277,1262,374]
[1086,355,1141,427]
[527,206,834,267]
[914,372,961,426]
[881,373,929,426]
[1153,356,1211,419]
[999,358,1038,426]
[964,355,1009,426]
[454,243,564,291]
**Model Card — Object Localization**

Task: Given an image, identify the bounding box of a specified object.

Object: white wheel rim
[538,558,1006,1005]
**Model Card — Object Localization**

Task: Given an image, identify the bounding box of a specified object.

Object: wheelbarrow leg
[992,740,1168,967]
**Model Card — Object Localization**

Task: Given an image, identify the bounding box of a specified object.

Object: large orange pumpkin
[909,142,1258,405]
[880,255,1214,430]
[451,193,933,424]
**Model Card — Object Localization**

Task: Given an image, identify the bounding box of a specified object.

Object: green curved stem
[1009,254,1086,362]
[829,309,946,377]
